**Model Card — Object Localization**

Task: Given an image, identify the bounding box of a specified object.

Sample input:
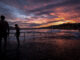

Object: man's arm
[8,23,9,33]
[6,22,10,36]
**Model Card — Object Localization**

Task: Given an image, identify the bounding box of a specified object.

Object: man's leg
[0,36,2,52]
[16,35,20,47]
[3,34,7,50]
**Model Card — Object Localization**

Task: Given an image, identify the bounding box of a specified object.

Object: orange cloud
[53,6,80,23]
[35,20,76,28]
[50,13,55,15]
[27,18,48,24]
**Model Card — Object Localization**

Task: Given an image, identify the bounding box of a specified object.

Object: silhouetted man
[15,24,20,47]
[0,15,9,50]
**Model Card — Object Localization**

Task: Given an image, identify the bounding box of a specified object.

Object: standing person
[0,15,9,51]
[15,24,20,47]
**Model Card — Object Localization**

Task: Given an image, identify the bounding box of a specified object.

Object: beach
[0,29,80,60]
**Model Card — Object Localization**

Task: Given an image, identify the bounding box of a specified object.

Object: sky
[0,0,80,28]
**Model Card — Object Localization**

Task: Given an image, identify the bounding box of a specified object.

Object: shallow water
[9,29,80,40]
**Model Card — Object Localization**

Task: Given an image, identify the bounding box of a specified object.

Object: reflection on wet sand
[0,38,80,60]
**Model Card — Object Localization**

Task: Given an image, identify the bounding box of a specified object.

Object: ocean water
[9,29,80,41]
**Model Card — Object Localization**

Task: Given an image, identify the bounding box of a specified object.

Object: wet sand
[0,37,80,60]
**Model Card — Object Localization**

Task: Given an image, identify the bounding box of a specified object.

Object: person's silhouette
[0,15,9,51]
[15,24,20,47]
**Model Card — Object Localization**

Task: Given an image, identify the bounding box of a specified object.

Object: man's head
[15,24,18,27]
[0,15,5,21]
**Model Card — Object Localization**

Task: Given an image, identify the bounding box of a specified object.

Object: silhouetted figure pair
[0,15,9,51]
[0,15,20,52]
[15,24,20,47]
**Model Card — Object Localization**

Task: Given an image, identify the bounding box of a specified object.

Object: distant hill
[39,23,80,30]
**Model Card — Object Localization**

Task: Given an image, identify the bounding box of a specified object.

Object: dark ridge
[39,23,80,30]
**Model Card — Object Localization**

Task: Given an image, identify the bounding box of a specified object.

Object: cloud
[0,0,80,28]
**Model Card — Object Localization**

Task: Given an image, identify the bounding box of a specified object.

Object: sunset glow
[35,20,76,28]
[0,0,79,28]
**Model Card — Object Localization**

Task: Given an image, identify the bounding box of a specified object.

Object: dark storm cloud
[28,0,53,3]
[1,0,78,16]
[46,20,65,23]
[0,1,28,19]
[0,2,14,19]
[35,11,54,15]
[1,0,80,14]
[75,6,80,11]
[29,0,80,13]
[29,23,42,26]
